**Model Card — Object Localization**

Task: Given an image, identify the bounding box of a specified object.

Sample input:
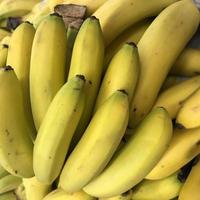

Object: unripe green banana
[6,22,36,141]
[60,90,129,192]
[131,172,182,200]
[129,0,200,128]
[154,76,200,119]
[99,191,132,200]
[0,28,10,41]
[34,75,86,184]
[0,66,34,178]
[67,16,104,148]
[30,14,67,130]
[146,127,200,180]
[23,177,51,200]
[94,43,139,111]
[0,44,8,68]
[0,165,8,179]
[83,107,172,198]
[0,192,16,200]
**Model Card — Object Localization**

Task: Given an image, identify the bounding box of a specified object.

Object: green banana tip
[76,74,86,81]
[126,42,137,48]
[2,66,13,71]
[118,89,128,96]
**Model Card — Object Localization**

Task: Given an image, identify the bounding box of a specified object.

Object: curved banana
[146,127,200,180]
[6,22,36,141]
[94,0,179,46]
[0,28,10,41]
[0,66,34,178]
[23,176,51,200]
[67,16,104,147]
[30,14,67,130]
[83,107,172,198]
[0,165,8,179]
[94,43,139,111]
[0,44,8,68]
[0,192,16,200]
[43,188,95,200]
[178,155,200,200]
[154,76,200,119]
[104,19,152,69]
[131,172,182,200]
[99,191,132,200]
[60,90,129,192]
[171,48,200,77]
[128,0,200,128]
[34,75,85,184]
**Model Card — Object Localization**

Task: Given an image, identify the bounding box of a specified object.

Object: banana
[0,192,16,200]
[94,43,139,111]
[131,172,182,200]
[83,107,172,198]
[6,22,36,141]
[154,76,200,119]
[0,28,10,41]
[23,177,51,200]
[14,183,26,200]
[30,14,67,130]
[67,16,104,147]
[178,155,200,200]
[171,48,200,77]
[146,127,200,180]
[0,174,22,194]
[94,0,179,46]
[0,36,10,46]
[0,165,8,179]
[104,19,152,69]
[128,0,200,128]
[0,44,8,68]
[34,75,85,184]
[0,0,40,19]
[60,90,129,192]
[0,66,34,178]
[43,188,95,200]
[99,191,132,200]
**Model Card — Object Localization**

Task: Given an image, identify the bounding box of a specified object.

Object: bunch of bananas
[0,0,199,199]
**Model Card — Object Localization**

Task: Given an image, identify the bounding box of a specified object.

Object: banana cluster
[0,0,199,200]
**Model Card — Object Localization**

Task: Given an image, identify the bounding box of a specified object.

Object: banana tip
[127,42,137,48]
[2,66,13,71]
[76,74,86,81]
[118,89,128,96]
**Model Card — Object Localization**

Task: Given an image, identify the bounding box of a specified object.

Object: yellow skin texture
[99,190,132,200]
[60,91,129,192]
[0,29,10,41]
[178,156,200,200]
[0,35,10,46]
[154,76,200,119]
[128,0,200,128]
[147,128,200,180]
[83,107,172,198]
[0,67,34,178]
[30,14,67,130]
[0,44,8,68]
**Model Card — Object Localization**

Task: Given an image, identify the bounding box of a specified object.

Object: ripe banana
[0,0,40,19]
[93,0,179,46]
[30,14,67,130]
[0,44,8,68]
[67,16,104,147]
[0,28,10,41]
[0,36,10,46]
[60,90,129,192]
[6,22,36,141]
[178,155,200,200]
[104,19,152,69]
[83,107,172,198]
[128,0,200,128]
[23,176,51,200]
[131,172,182,200]
[0,165,8,179]
[99,191,132,200]
[0,192,16,200]
[94,43,139,111]
[34,75,85,184]
[43,188,95,200]
[0,66,34,178]
[146,127,200,180]
[154,76,200,119]
[171,48,200,77]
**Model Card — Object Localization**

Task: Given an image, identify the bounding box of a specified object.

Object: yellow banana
[23,177,51,200]
[0,36,10,46]
[146,127,200,180]
[14,183,26,200]
[67,16,104,147]
[0,165,8,179]
[178,155,200,200]
[154,76,200,119]
[43,188,95,200]
[34,75,85,184]
[94,43,139,111]
[171,48,200,77]
[60,90,129,192]
[0,66,34,178]
[83,107,172,198]
[128,0,200,128]
[99,191,132,200]
[6,22,36,141]
[104,19,152,69]
[0,44,8,68]
[131,172,182,200]
[0,192,16,200]
[30,14,67,130]
[93,0,179,46]
[0,28,10,41]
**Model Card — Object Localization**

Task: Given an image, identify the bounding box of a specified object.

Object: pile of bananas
[0,0,199,199]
